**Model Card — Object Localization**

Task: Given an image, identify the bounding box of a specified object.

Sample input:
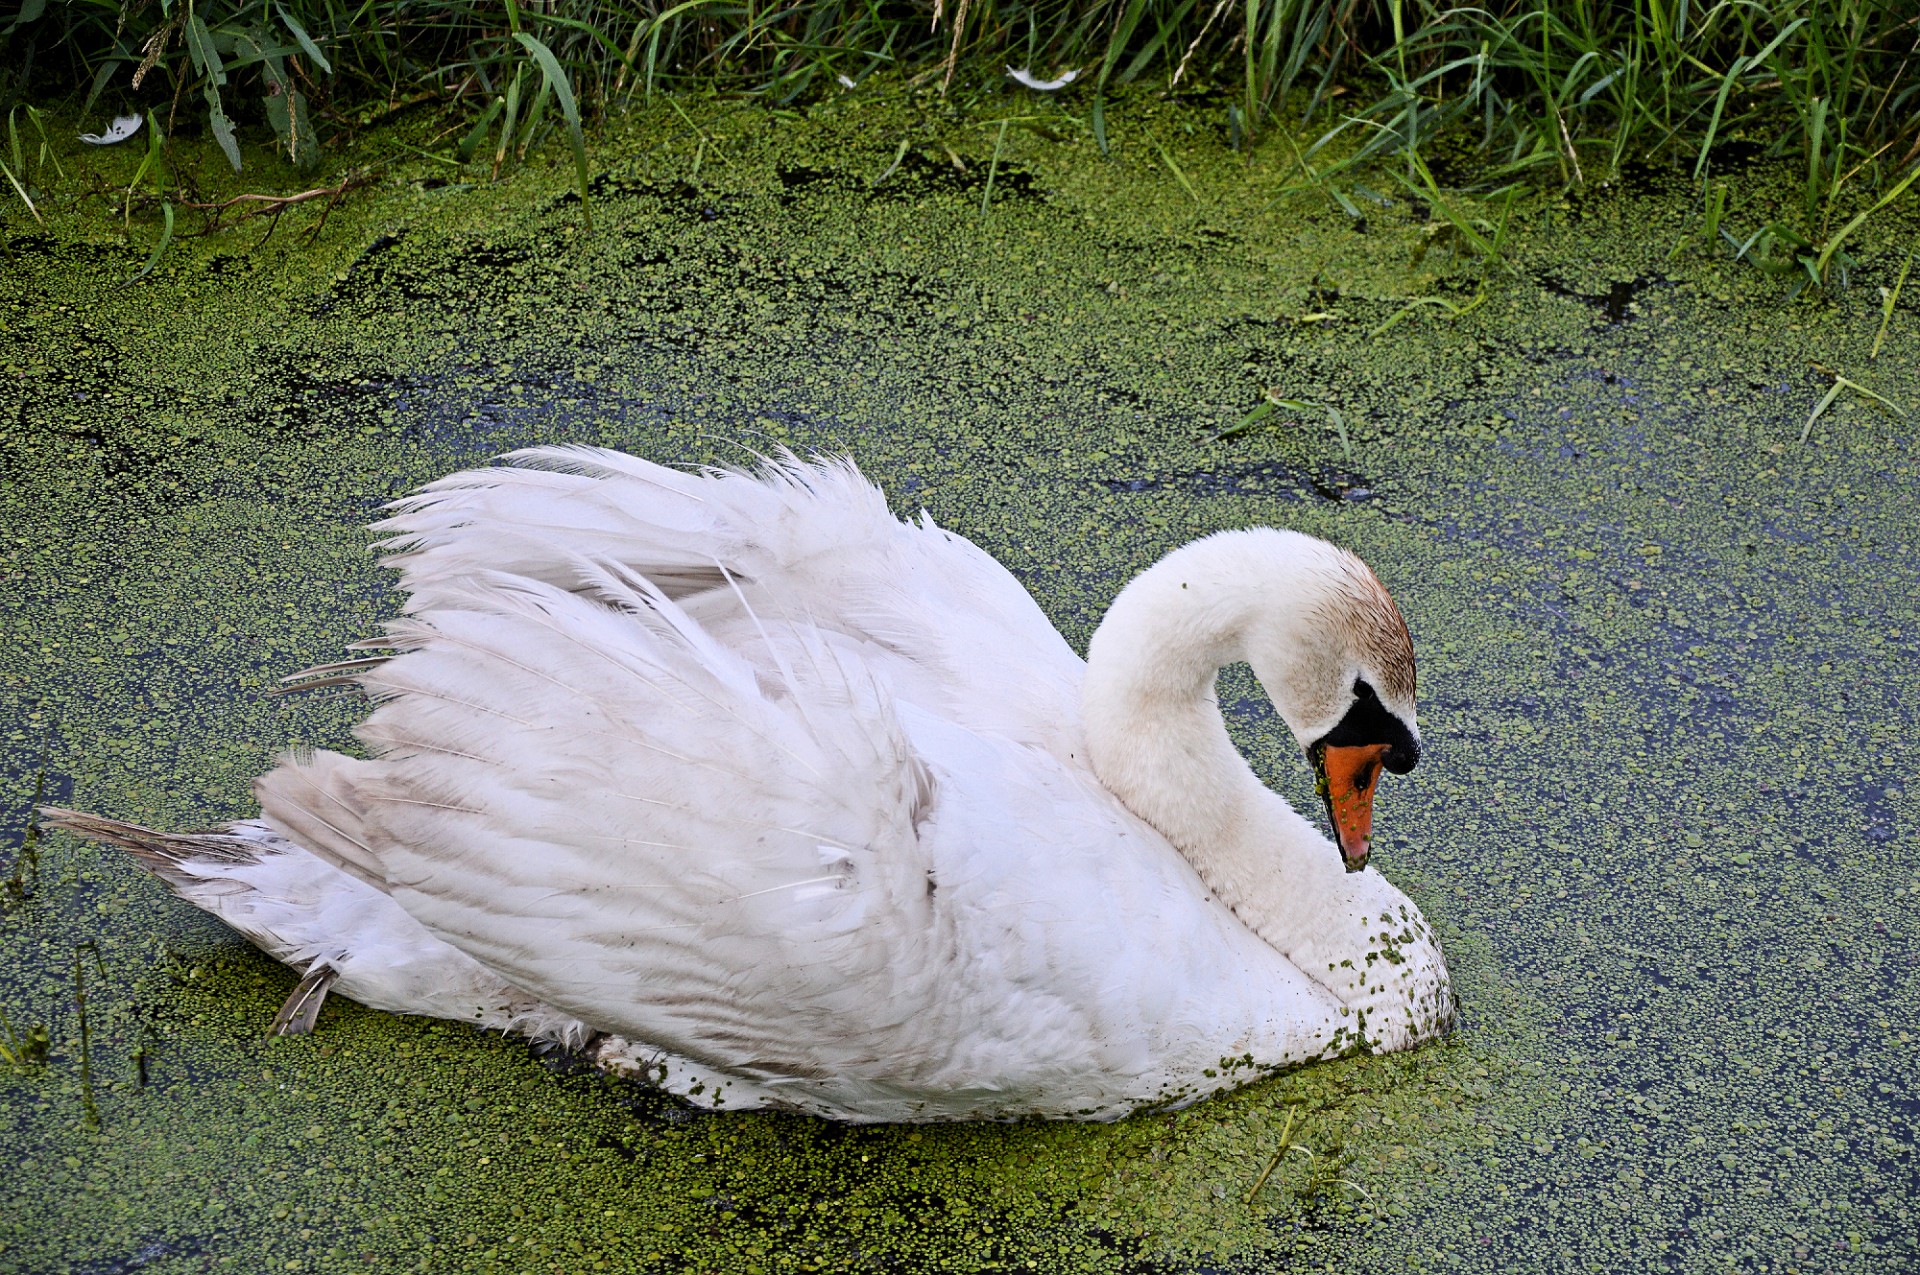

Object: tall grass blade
[981,119,1010,217]
[128,201,175,283]
[515,34,593,231]
[1693,55,1750,185]
[25,106,65,183]
[494,66,524,178]
[1397,151,1515,274]
[81,58,119,121]
[275,4,333,74]
[456,96,505,164]
[1871,253,1912,361]
[0,155,41,224]
[1805,96,1828,220]
[516,76,554,160]
[1814,163,1920,285]
[122,111,164,226]
[1098,0,1155,91]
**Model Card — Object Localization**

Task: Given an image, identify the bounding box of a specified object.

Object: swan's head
[1237,533,1420,874]
[1085,528,1420,874]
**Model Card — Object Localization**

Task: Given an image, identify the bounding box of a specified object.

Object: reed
[4,1,1913,222]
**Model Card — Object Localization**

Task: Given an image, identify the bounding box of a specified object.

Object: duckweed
[1,82,1915,1272]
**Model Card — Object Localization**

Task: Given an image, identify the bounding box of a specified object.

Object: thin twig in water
[177,171,371,238]
[1171,0,1235,89]
[1244,1105,1303,1203]
[178,177,361,217]
[73,944,102,1127]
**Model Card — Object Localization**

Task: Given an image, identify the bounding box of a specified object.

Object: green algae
[2,82,1917,1273]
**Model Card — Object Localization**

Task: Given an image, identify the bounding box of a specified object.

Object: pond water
[1,85,1915,1273]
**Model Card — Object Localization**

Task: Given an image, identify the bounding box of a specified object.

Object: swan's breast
[895,706,1347,1078]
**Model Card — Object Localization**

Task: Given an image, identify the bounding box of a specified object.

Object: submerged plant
[0,1006,50,1071]
[4,769,47,901]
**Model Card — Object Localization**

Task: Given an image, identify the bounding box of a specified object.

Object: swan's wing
[257,562,953,1085]
[370,446,1087,759]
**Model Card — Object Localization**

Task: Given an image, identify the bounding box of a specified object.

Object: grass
[1871,251,1913,359]
[1223,393,1351,458]
[1,2,1915,279]
[1800,365,1907,444]
[1366,287,1488,338]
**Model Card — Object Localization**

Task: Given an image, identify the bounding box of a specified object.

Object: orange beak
[1312,742,1392,872]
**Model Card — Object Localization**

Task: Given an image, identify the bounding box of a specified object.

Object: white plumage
[48,446,1451,1122]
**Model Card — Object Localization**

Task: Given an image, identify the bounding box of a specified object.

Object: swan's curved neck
[1081,535,1334,943]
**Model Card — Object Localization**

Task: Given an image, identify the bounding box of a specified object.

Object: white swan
[47,447,1451,1122]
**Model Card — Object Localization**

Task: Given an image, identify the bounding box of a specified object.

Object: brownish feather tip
[37,806,259,887]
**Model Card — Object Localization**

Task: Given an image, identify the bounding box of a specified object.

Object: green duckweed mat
[1,81,1915,1274]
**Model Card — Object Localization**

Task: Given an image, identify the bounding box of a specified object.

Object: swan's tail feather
[45,804,594,1047]
[38,806,262,891]
[269,962,339,1036]
[275,655,395,696]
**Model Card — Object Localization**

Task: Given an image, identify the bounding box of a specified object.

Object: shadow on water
[1102,460,1377,503]
[781,152,1044,204]
[68,1236,212,1274]
[1536,273,1665,324]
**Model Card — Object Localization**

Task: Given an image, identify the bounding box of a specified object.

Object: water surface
[1,87,1915,1273]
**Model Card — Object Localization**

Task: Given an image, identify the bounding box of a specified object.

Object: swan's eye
[1320,678,1419,773]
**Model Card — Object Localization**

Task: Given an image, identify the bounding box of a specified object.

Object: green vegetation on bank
[6,0,1918,183]
[0,3,1913,296]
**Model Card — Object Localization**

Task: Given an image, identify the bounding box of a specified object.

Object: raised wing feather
[260,560,954,1084]
[371,447,1087,762]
